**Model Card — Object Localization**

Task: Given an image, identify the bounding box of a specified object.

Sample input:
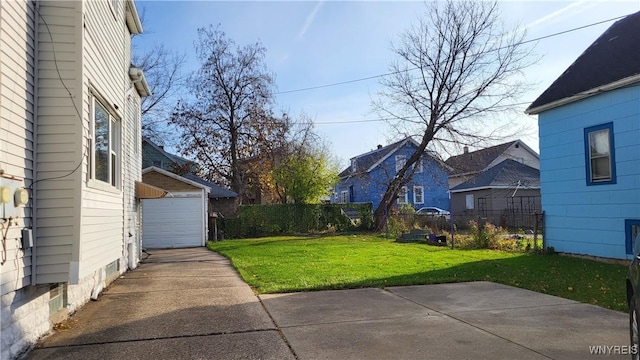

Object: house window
[584,122,616,185]
[465,194,474,210]
[395,155,406,173]
[414,160,423,173]
[413,186,424,204]
[340,191,349,204]
[626,220,640,255]
[397,186,408,204]
[93,97,120,188]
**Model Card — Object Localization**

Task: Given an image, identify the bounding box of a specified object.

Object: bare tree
[132,6,187,144]
[170,25,281,202]
[134,44,186,142]
[371,0,534,230]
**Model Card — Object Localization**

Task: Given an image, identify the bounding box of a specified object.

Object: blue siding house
[332,138,451,211]
[526,11,640,260]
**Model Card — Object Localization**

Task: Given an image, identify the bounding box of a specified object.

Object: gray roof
[445,141,518,176]
[182,174,238,198]
[450,159,540,192]
[143,137,194,167]
[338,138,409,178]
[527,11,640,113]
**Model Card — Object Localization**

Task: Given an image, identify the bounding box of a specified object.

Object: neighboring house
[142,137,197,174]
[445,140,539,189]
[450,159,541,215]
[332,138,451,211]
[525,11,640,260]
[0,1,149,359]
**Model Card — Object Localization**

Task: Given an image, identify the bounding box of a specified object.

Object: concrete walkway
[27,248,629,360]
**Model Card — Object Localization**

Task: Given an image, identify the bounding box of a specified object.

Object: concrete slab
[450,302,628,360]
[260,288,431,327]
[388,281,576,313]
[29,330,295,360]
[39,287,274,347]
[106,275,247,294]
[278,315,548,360]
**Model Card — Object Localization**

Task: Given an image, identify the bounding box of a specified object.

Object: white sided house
[0,1,150,358]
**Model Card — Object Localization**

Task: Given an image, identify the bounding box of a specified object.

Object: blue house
[332,138,451,211]
[525,11,640,260]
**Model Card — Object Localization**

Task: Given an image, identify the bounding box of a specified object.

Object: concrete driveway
[27,248,629,360]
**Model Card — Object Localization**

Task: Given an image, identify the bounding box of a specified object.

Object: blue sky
[134,0,639,167]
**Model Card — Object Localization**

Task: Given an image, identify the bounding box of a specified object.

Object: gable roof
[526,11,640,114]
[143,137,193,168]
[182,173,238,199]
[338,138,448,178]
[445,141,518,176]
[142,166,211,193]
[338,138,410,178]
[450,159,540,192]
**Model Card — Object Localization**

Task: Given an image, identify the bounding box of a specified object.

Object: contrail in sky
[297,1,324,40]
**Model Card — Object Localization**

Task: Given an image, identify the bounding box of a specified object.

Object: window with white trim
[397,186,408,204]
[584,122,616,185]
[465,194,474,209]
[340,191,349,204]
[395,155,406,173]
[413,186,424,204]
[414,160,423,173]
[92,97,121,188]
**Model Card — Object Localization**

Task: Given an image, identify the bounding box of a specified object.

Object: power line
[274,14,628,95]
[312,102,533,125]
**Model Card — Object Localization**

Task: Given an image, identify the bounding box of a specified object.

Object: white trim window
[465,194,474,210]
[397,186,408,204]
[413,186,424,204]
[395,155,406,173]
[414,160,423,173]
[340,191,349,204]
[92,97,121,188]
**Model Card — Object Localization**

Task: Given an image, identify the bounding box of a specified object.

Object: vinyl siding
[0,0,36,295]
[538,85,640,259]
[76,0,135,280]
[34,0,80,284]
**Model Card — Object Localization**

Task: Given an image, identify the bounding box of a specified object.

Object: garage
[141,167,210,248]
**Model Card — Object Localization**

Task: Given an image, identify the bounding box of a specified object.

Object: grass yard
[207,234,629,312]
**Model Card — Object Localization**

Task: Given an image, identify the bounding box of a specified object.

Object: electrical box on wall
[0,177,28,219]
[21,228,33,249]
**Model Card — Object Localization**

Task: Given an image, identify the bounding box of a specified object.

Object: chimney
[377,144,382,149]
[463,146,469,154]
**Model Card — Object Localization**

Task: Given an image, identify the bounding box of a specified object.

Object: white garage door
[142,197,204,248]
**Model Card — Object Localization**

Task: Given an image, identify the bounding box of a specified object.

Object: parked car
[415,206,451,221]
[626,233,640,359]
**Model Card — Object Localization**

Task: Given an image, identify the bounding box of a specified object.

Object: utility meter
[0,187,10,204]
[14,188,28,207]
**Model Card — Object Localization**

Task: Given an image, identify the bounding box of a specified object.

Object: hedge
[220,203,373,239]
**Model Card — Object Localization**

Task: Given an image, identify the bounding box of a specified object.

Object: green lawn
[207,234,629,312]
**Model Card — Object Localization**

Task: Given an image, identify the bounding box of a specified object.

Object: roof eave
[526,74,640,115]
[142,166,211,193]
[125,0,143,35]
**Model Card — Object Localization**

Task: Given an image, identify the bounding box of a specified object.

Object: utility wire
[274,14,628,95]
